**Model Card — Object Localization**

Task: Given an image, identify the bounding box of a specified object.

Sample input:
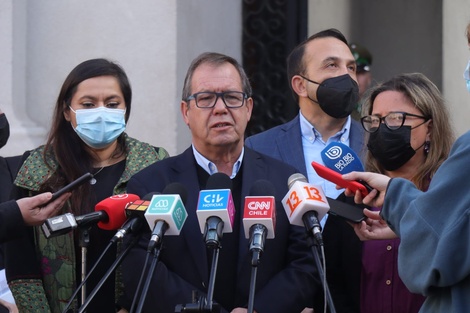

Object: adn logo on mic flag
[196,189,235,233]
[243,196,276,239]
[146,195,187,235]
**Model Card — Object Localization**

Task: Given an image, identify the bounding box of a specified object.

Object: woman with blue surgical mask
[4,59,169,313]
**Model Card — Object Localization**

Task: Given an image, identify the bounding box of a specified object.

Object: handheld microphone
[145,183,188,251]
[321,142,373,194]
[196,172,235,248]
[243,180,276,258]
[41,193,139,238]
[321,141,364,174]
[110,192,159,243]
[282,174,329,245]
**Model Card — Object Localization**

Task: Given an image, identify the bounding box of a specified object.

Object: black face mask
[0,113,10,149]
[306,74,359,119]
[367,124,417,171]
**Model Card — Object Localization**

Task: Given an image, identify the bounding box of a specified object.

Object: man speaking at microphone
[122,52,317,313]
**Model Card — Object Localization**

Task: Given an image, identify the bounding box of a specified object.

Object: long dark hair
[41,58,132,214]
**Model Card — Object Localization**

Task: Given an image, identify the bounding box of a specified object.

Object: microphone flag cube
[282,181,329,227]
[243,196,276,239]
[196,189,235,233]
[146,194,187,235]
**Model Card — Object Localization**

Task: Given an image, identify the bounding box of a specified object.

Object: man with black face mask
[246,28,365,312]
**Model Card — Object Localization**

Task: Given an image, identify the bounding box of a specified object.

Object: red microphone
[95,194,140,230]
[41,193,139,238]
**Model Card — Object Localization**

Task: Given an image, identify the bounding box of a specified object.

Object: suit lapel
[276,116,307,176]
[236,148,268,275]
[176,148,209,283]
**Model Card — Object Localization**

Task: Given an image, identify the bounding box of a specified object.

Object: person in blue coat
[341,21,470,313]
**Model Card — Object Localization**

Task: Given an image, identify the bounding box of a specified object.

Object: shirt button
[386,280,391,285]
[387,245,392,251]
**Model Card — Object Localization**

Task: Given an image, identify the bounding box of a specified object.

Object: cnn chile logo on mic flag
[243,196,276,239]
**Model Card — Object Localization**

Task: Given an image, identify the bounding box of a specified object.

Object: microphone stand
[175,216,222,313]
[247,224,267,313]
[133,239,164,313]
[62,239,115,313]
[302,212,336,313]
[78,227,90,308]
[77,234,140,313]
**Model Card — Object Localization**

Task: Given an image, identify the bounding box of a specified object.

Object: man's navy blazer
[122,147,318,313]
[245,114,366,177]
[245,115,365,313]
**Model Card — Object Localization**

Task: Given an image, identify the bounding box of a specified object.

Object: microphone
[145,183,188,251]
[196,172,235,248]
[110,192,159,243]
[321,142,373,195]
[321,141,364,174]
[243,180,276,259]
[282,173,329,245]
[41,193,139,238]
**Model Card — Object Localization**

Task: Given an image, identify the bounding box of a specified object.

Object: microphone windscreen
[321,141,364,173]
[249,179,276,197]
[162,182,188,204]
[287,173,308,189]
[96,194,140,230]
[206,172,232,190]
[143,192,160,201]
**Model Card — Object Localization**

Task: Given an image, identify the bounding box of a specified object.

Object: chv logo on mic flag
[146,195,187,235]
[196,189,235,233]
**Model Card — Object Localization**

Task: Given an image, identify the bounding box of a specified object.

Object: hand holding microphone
[320,141,373,195]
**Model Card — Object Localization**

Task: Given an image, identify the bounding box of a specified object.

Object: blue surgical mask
[464,60,470,93]
[70,106,126,149]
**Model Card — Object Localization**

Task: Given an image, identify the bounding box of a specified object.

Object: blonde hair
[361,73,454,191]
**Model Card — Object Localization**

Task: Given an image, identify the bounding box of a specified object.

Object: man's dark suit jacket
[122,147,318,313]
[245,115,365,313]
